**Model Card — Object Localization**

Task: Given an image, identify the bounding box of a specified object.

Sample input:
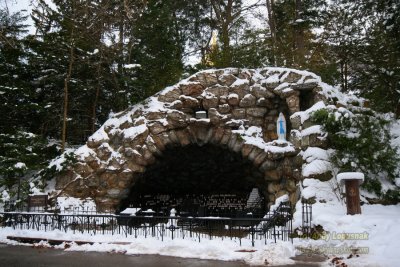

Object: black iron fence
[0,202,299,247]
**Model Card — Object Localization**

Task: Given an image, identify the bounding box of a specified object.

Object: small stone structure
[56,67,338,211]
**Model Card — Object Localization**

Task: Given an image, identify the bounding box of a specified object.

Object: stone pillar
[337,172,364,215]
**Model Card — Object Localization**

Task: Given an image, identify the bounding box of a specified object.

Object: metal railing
[0,202,295,247]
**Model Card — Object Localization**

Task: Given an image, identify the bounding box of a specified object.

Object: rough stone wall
[55,67,339,211]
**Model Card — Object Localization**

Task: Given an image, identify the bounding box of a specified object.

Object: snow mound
[337,172,365,184]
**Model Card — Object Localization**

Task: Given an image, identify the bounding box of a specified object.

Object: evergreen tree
[29,0,143,146]
[131,0,185,96]
[267,0,327,69]
[0,9,32,133]
[0,8,57,199]
[319,0,400,116]
[231,27,271,68]
[312,108,400,202]
[345,0,400,117]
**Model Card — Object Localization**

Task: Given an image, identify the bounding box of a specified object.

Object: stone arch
[56,67,330,211]
[117,124,300,212]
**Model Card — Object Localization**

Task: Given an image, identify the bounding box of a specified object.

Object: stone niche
[55,67,328,212]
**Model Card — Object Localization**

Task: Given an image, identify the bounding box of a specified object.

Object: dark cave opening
[119,144,268,217]
[299,89,314,111]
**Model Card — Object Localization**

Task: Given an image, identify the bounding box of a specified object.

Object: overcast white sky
[2,0,32,13]
[2,0,35,33]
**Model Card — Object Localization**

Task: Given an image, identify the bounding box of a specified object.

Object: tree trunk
[221,23,231,67]
[118,7,124,74]
[91,59,101,133]
[222,0,233,67]
[340,60,345,90]
[294,0,304,67]
[344,60,348,91]
[91,83,101,133]
[61,28,75,152]
[266,0,277,65]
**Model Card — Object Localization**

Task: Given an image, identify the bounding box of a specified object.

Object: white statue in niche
[277,112,286,141]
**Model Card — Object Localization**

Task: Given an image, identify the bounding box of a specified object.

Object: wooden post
[344,180,361,215]
[337,172,364,215]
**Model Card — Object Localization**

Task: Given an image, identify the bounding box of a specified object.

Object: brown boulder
[180,82,204,97]
[180,95,200,108]
[227,93,240,106]
[246,107,267,117]
[205,85,229,97]
[218,104,231,114]
[218,73,237,86]
[239,94,256,107]
[158,87,182,103]
[203,95,219,109]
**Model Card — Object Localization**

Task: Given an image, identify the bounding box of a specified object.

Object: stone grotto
[54,67,366,212]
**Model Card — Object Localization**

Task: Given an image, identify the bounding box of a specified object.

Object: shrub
[312,108,400,202]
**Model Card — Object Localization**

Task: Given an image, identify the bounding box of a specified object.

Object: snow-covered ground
[294,178,400,267]
[0,227,296,266]
[1,190,399,266]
